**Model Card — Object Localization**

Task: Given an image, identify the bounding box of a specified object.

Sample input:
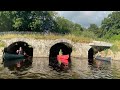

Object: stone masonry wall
[1,38,92,58]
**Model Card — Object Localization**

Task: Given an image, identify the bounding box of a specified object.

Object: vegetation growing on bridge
[0,33,93,43]
[0,41,6,47]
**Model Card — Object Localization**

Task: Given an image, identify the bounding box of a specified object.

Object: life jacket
[57,55,69,65]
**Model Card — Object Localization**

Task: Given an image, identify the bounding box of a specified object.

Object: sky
[56,11,113,28]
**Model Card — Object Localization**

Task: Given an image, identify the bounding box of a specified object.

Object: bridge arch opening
[3,41,33,69]
[49,42,72,69]
[88,48,94,64]
[5,41,33,56]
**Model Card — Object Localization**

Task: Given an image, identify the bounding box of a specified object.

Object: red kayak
[57,55,69,65]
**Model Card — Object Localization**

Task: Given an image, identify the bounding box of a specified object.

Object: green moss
[104,49,108,56]
[0,41,6,47]
[110,45,119,53]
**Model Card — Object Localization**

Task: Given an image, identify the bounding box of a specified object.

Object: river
[0,57,120,79]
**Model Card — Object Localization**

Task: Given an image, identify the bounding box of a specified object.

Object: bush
[110,35,120,40]
[80,30,97,39]
[109,40,120,52]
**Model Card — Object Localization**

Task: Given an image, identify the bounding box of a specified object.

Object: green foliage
[70,23,83,35]
[87,24,103,38]
[0,11,58,32]
[108,40,120,53]
[110,34,120,40]
[101,11,120,37]
[13,18,23,30]
[0,11,15,31]
[88,24,99,33]
[103,29,120,39]
[110,44,119,52]
[52,17,71,34]
[0,11,83,35]
[80,30,96,39]
[52,16,83,34]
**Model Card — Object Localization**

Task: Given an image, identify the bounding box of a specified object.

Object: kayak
[57,55,69,65]
[3,53,25,61]
[95,55,112,62]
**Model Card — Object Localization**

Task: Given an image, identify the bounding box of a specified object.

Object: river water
[0,57,120,79]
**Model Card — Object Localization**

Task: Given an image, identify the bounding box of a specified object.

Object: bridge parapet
[89,41,112,47]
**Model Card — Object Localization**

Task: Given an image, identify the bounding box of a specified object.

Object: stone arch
[88,47,94,59]
[4,41,33,56]
[4,38,34,48]
[49,39,74,48]
[88,47,94,64]
[49,41,72,68]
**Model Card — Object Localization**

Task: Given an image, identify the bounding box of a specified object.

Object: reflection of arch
[49,42,72,68]
[88,48,94,59]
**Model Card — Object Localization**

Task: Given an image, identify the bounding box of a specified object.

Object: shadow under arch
[2,41,33,70]
[88,47,94,64]
[49,42,72,70]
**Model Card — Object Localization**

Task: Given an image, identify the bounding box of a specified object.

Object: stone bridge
[1,38,112,58]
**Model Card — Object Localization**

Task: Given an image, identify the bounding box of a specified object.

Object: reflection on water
[3,56,33,71]
[0,57,120,79]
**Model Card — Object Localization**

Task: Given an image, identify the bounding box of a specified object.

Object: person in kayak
[58,49,62,65]
[16,47,26,68]
[57,49,69,69]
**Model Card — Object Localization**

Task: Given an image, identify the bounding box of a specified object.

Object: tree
[102,11,120,30]
[53,16,83,35]
[101,11,120,37]
[0,11,15,31]
[88,24,99,34]
[12,11,57,32]
[13,11,38,31]
[0,11,83,35]
[81,30,96,39]
[40,11,57,33]
[53,17,71,34]
[70,23,83,35]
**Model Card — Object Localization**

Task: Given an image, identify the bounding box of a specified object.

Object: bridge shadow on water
[5,59,33,71]
[88,58,111,72]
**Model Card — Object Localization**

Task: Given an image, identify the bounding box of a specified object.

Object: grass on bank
[109,40,120,52]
